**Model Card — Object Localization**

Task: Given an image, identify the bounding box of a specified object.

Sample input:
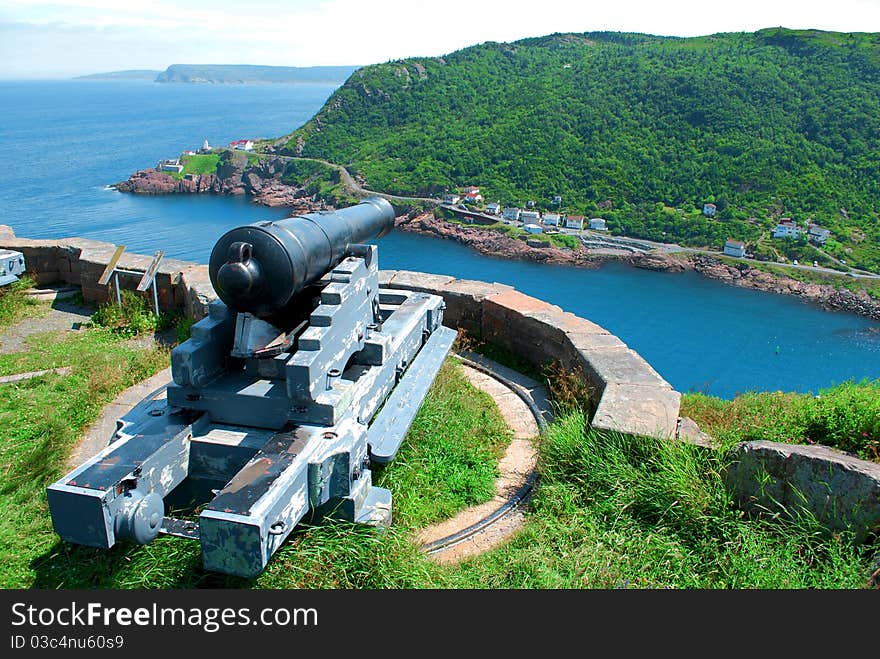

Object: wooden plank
[136,250,164,291]
[97,245,126,285]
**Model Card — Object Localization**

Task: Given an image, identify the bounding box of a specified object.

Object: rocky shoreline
[397,213,880,321]
[394,211,607,268]
[113,163,880,322]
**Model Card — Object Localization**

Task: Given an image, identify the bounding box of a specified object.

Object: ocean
[0,79,877,398]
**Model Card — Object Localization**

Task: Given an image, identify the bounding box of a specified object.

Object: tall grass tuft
[444,411,873,588]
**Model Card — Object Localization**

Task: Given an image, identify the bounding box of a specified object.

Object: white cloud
[3,0,880,76]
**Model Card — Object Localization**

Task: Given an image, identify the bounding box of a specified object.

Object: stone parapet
[381,270,681,438]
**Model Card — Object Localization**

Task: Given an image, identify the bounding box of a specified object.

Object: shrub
[90,289,157,337]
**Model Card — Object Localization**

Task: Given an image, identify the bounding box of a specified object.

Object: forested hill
[278,28,880,269]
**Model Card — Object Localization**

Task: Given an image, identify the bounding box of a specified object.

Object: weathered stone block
[437,279,512,335]
[377,270,398,287]
[592,384,681,439]
[387,270,455,293]
[575,347,670,389]
[725,441,880,542]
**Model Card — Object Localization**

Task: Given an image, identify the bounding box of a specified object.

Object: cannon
[46,197,456,577]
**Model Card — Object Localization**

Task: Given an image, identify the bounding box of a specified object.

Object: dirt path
[0,300,93,354]
[416,359,551,563]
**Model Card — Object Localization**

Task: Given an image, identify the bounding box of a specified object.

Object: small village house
[502,207,521,221]
[723,239,746,258]
[552,195,562,206]
[442,193,462,205]
[807,225,831,246]
[463,191,484,204]
[461,186,480,195]
[524,223,543,234]
[521,210,541,224]
[588,217,607,231]
[542,212,562,227]
[702,203,717,217]
[229,139,254,152]
[485,202,501,216]
[526,200,536,208]
[565,215,585,230]
[772,218,801,239]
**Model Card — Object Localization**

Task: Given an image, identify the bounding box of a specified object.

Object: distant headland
[76,64,360,84]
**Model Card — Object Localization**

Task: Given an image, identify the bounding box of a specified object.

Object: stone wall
[379,270,681,439]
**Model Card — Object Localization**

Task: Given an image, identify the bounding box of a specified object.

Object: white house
[157,158,183,173]
[552,195,562,206]
[773,218,801,239]
[564,215,585,230]
[442,194,462,205]
[526,200,536,208]
[702,203,717,217]
[589,217,607,231]
[723,239,746,258]
[229,139,254,152]
[485,202,501,216]
[463,191,484,204]
[521,210,541,223]
[524,223,543,234]
[542,212,561,226]
[502,207,521,221]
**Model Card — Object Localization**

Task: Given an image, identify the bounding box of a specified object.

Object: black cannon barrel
[209,196,395,318]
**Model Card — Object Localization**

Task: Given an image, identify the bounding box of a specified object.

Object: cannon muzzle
[209,196,395,318]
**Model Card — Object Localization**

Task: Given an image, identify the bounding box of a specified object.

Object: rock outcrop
[395,212,604,269]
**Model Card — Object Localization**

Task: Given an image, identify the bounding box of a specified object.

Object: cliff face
[113,154,321,209]
[630,252,880,320]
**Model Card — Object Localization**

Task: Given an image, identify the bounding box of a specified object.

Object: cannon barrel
[209,196,395,318]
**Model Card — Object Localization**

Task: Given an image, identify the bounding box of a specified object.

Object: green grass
[181,154,220,176]
[439,412,873,588]
[2,302,872,588]
[373,358,512,528]
[0,277,46,330]
[681,380,880,462]
[0,327,169,588]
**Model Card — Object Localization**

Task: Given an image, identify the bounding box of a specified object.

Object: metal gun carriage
[47,197,456,577]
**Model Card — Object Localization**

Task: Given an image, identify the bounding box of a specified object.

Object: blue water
[0,80,878,398]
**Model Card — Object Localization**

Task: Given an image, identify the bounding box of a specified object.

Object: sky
[3,0,880,78]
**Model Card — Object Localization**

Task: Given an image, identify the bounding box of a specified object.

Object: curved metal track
[420,354,547,556]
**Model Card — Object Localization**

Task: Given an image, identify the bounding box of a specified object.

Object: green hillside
[278,28,880,270]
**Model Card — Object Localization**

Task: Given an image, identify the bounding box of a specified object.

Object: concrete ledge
[725,441,880,542]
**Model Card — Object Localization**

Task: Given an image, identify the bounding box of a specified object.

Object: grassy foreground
[0,284,874,588]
